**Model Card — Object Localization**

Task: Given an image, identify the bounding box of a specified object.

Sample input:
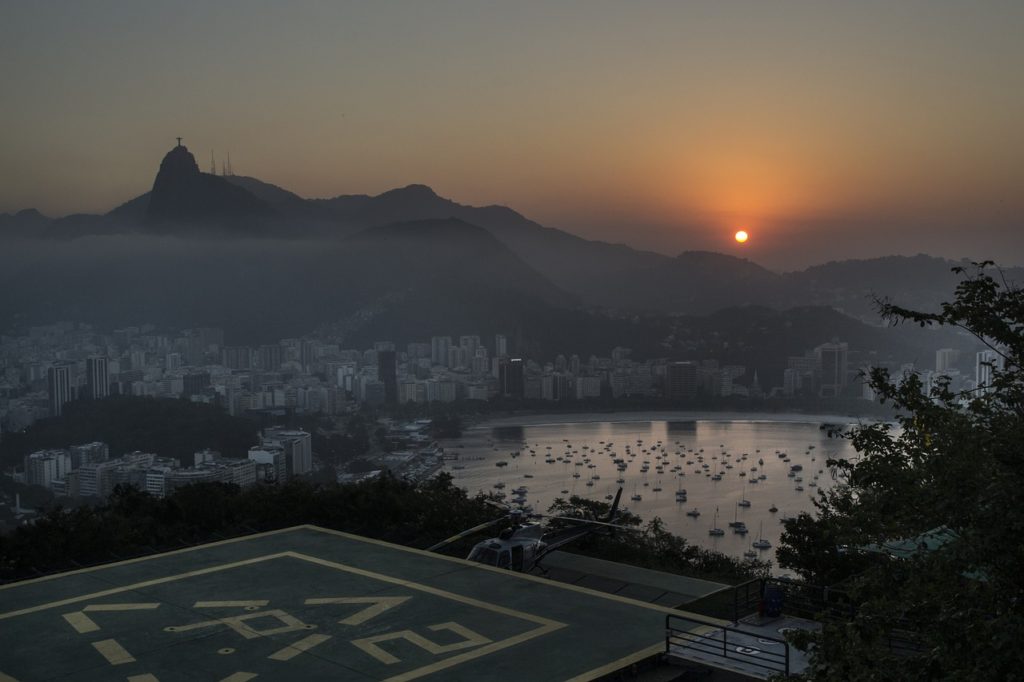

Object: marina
[441,416,858,565]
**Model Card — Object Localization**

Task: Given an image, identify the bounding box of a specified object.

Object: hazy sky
[2,1,1022,269]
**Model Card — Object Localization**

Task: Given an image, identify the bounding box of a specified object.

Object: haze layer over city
[1,3,1022,681]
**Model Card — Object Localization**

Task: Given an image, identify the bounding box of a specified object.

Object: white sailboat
[708,507,724,536]
[753,521,771,549]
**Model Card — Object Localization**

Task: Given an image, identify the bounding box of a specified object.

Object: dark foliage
[777,263,1024,680]
[0,396,257,469]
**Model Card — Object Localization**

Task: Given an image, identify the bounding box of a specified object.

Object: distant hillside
[3,144,1019,333]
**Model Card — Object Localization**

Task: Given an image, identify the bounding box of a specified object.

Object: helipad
[0,525,711,681]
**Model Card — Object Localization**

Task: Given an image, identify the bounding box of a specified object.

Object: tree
[778,263,1024,680]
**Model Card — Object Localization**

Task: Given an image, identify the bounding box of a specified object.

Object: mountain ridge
[2,144,1019,324]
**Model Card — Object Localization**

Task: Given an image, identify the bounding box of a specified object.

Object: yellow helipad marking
[62,603,160,634]
[285,551,563,629]
[62,611,99,634]
[0,553,291,622]
[0,527,704,682]
[92,638,135,665]
[352,621,491,665]
[305,596,411,625]
[267,633,332,661]
[168,609,310,640]
[195,601,269,608]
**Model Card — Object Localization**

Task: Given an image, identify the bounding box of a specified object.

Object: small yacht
[686,508,701,517]
[708,509,725,536]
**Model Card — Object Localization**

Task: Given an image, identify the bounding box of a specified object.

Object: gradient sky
[2,1,1022,270]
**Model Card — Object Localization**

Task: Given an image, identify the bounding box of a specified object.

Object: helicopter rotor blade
[425,516,508,552]
[541,515,640,531]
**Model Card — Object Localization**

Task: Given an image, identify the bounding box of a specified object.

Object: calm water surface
[440,416,859,565]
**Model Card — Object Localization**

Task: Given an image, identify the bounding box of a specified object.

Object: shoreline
[468,410,872,430]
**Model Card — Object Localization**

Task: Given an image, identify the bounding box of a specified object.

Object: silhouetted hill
[584,250,784,313]
[776,254,1024,321]
[4,144,1019,332]
[0,209,50,238]
[313,184,671,302]
[0,218,575,344]
[145,144,277,233]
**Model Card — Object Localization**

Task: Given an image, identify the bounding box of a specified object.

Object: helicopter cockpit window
[468,546,500,566]
[510,544,524,570]
[497,550,511,569]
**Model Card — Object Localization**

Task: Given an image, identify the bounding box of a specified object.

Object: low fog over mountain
[0,143,1013,361]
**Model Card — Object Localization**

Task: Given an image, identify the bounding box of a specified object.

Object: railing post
[785,641,790,675]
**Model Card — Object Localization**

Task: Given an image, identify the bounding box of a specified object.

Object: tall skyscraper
[257,344,283,371]
[48,365,73,417]
[666,361,698,400]
[494,334,508,358]
[499,358,525,398]
[85,356,109,400]
[976,349,1004,392]
[815,341,849,398]
[377,350,398,404]
[459,335,480,360]
[935,348,959,373]
[431,336,451,366]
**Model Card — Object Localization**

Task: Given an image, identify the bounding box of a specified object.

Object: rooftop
[0,525,726,680]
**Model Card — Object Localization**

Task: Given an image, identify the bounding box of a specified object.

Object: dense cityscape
[1,319,1001,519]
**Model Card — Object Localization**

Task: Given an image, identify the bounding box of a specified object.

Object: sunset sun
[734,230,749,244]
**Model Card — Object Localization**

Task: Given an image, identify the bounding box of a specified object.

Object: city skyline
[2,2,1023,269]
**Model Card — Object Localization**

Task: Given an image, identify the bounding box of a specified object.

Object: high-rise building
[25,449,72,489]
[976,350,1004,392]
[86,356,109,400]
[935,348,959,373]
[459,335,480,360]
[47,364,73,417]
[257,344,283,371]
[182,371,211,396]
[69,442,109,468]
[377,350,398,404]
[815,341,849,397]
[666,362,698,400]
[222,346,253,370]
[430,336,451,366]
[261,428,313,477]
[499,358,525,398]
[494,334,508,358]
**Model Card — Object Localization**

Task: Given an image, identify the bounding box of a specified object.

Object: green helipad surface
[0,525,713,681]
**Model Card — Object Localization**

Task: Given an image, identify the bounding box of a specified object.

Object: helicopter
[426,488,630,573]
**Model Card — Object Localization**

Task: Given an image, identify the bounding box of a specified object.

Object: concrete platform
[666,613,821,679]
[0,525,726,681]
[538,551,728,607]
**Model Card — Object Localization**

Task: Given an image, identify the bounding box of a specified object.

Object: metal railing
[666,612,791,677]
[732,578,763,621]
[763,577,854,621]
